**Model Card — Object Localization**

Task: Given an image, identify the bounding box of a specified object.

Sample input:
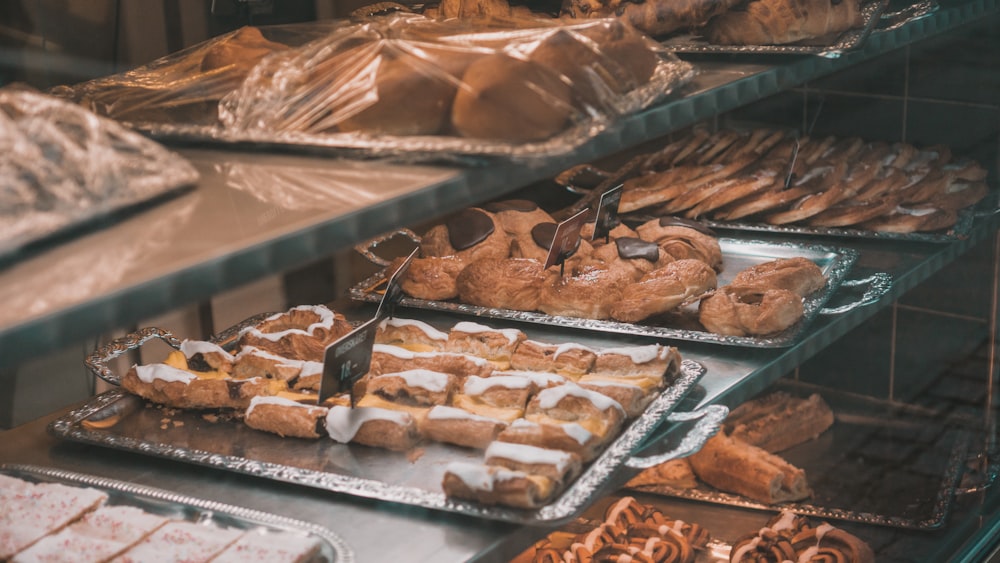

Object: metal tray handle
[354,228,421,268]
[84,327,180,386]
[625,404,729,469]
[819,272,892,316]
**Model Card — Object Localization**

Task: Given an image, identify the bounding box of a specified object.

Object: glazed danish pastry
[634,218,722,270]
[244,395,328,439]
[371,344,494,379]
[445,321,527,366]
[509,340,597,378]
[524,382,626,442]
[441,462,557,509]
[730,257,826,297]
[497,419,604,462]
[610,259,718,323]
[538,264,634,320]
[698,285,805,337]
[365,369,458,407]
[236,305,352,363]
[456,258,549,312]
[483,441,583,485]
[324,405,421,451]
[420,405,508,449]
[375,317,449,352]
[452,374,535,422]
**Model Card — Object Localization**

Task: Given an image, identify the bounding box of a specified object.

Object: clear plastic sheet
[0,87,199,257]
[54,15,695,161]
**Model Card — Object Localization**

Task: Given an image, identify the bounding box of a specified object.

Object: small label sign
[543,209,589,270]
[376,248,417,320]
[591,184,623,241]
[319,317,379,405]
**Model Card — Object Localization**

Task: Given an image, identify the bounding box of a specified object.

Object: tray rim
[625,424,970,531]
[660,0,889,57]
[0,462,355,562]
[49,354,708,526]
[349,238,862,348]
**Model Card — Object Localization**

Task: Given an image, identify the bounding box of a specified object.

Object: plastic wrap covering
[0,87,199,257]
[56,15,695,160]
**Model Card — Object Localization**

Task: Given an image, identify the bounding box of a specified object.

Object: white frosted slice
[427,405,504,423]
[178,340,234,360]
[0,483,108,560]
[240,305,335,342]
[451,322,523,344]
[324,405,413,444]
[498,370,566,388]
[464,375,531,395]
[235,346,302,366]
[110,521,242,563]
[597,345,665,364]
[536,383,625,413]
[246,395,324,417]
[372,344,489,366]
[379,369,452,392]
[508,419,593,445]
[380,318,448,341]
[445,462,524,492]
[298,361,323,377]
[552,342,595,360]
[485,442,574,471]
[134,363,196,384]
[211,528,322,563]
[15,505,168,563]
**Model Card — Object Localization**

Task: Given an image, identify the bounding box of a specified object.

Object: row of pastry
[389,199,829,336]
[121,306,683,509]
[617,127,989,233]
[514,495,874,563]
[0,474,321,563]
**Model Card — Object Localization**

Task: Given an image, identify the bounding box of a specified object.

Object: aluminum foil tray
[351,236,886,348]
[51,320,715,526]
[0,463,353,562]
[628,384,970,530]
[660,0,888,57]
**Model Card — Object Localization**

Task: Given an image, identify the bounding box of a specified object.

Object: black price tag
[319,317,379,405]
[543,209,589,270]
[591,184,623,241]
[376,248,417,320]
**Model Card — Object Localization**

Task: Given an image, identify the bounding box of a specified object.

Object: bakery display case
[1,0,999,561]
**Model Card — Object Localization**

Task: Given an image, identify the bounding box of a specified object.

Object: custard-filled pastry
[509,340,597,378]
[244,395,329,439]
[375,317,449,352]
[484,441,583,485]
[178,340,234,373]
[524,382,626,442]
[591,344,682,388]
[452,374,535,422]
[420,405,508,449]
[364,369,458,407]
[497,419,603,462]
[122,351,285,410]
[420,207,511,264]
[324,405,421,451]
[456,258,549,312]
[236,305,353,363]
[445,321,526,365]
[578,380,652,417]
[232,346,318,386]
[371,344,493,379]
[442,462,558,509]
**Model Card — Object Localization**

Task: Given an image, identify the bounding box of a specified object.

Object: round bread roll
[451,53,574,142]
[337,51,462,136]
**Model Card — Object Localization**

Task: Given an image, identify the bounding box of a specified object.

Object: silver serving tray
[52,321,719,526]
[628,383,970,530]
[660,0,888,57]
[351,234,889,348]
[0,463,353,562]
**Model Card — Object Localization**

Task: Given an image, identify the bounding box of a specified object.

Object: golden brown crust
[122,364,284,410]
[484,442,583,485]
[525,383,626,442]
[624,458,699,489]
[394,255,466,301]
[730,257,826,297]
[442,463,556,508]
[725,392,835,453]
[456,258,548,312]
[366,370,458,407]
[371,346,494,379]
[420,208,512,264]
[445,323,527,364]
[698,285,805,336]
[509,340,597,377]
[244,397,328,439]
[538,265,633,320]
[236,305,352,363]
[420,406,508,449]
[610,259,718,323]
[688,433,811,504]
[634,221,723,270]
[497,419,604,462]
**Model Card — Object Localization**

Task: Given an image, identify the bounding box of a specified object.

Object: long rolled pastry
[324,405,420,451]
[441,462,557,509]
[688,433,811,504]
[244,395,328,439]
[420,405,508,449]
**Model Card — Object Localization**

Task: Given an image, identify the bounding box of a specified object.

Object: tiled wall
[726,14,1000,400]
